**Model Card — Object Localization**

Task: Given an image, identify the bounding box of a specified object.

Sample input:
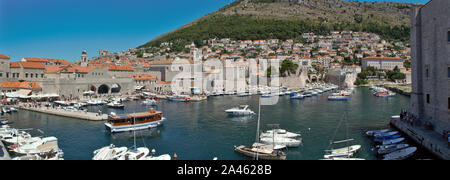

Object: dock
[18,106,108,121]
[0,141,11,160]
[390,116,450,160]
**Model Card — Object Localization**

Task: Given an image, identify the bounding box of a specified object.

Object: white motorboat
[1,130,41,146]
[377,144,410,155]
[11,136,61,155]
[142,99,158,106]
[145,149,171,160]
[382,147,417,160]
[325,145,361,156]
[381,137,405,145]
[260,129,301,139]
[234,145,286,160]
[225,105,255,116]
[323,152,354,159]
[93,144,128,160]
[13,149,64,160]
[259,137,302,148]
[366,129,390,136]
[326,157,365,160]
[117,147,150,160]
[107,102,125,109]
[87,100,106,106]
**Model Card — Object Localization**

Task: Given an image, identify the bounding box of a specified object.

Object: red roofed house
[0,53,11,80]
[0,81,42,93]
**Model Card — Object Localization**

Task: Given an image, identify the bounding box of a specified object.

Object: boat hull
[105,118,165,133]
[234,146,286,160]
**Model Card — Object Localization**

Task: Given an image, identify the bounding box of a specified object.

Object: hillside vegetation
[139,0,414,51]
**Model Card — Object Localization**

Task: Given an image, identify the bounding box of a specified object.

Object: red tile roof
[10,62,20,68]
[0,54,10,59]
[19,61,45,69]
[131,74,157,80]
[0,81,42,89]
[109,66,133,71]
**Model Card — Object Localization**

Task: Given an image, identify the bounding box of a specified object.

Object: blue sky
[0,0,430,62]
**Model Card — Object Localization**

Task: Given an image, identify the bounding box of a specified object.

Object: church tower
[81,50,88,67]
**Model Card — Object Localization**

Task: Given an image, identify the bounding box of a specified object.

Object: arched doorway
[98,84,109,94]
[111,84,121,94]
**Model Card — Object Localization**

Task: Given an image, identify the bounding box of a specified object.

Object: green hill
[139,0,414,52]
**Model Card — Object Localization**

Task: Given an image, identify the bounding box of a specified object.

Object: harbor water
[5,87,423,160]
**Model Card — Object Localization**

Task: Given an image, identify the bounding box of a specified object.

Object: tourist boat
[168,95,190,102]
[260,129,301,139]
[225,105,255,116]
[234,145,286,160]
[382,147,417,160]
[289,93,304,99]
[142,99,158,106]
[377,144,410,155]
[260,137,302,148]
[374,134,402,142]
[107,102,125,109]
[93,144,128,160]
[366,129,390,136]
[105,109,165,133]
[381,137,405,145]
[328,93,348,101]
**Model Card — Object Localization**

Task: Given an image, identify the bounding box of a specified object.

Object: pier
[390,116,450,160]
[18,106,108,121]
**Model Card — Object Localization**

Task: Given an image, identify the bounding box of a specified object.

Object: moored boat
[105,109,165,133]
[225,105,255,116]
[381,137,405,145]
[382,147,417,160]
[377,144,410,155]
[234,145,286,160]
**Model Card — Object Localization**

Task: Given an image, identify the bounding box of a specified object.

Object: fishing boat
[366,129,390,136]
[382,147,417,160]
[142,99,157,106]
[107,102,125,109]
[93,144,128,160]
[225,105,255,116]
[105,109,165,133]
[381,137,405,145]
[377,144,410,155]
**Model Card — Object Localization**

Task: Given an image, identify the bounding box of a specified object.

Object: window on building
[448,67,450,78]
[41,74,44,78]
[0,72,2,77]
[426,94,430,104]
[448,97,450,110]
[448,30,450,42]
[30,74,33,78]
[6,72,9,78]
[25,73,28,78]
[35,74,38,78]
[425,65,429,78]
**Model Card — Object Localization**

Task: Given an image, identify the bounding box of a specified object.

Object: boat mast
[255,96,261,160]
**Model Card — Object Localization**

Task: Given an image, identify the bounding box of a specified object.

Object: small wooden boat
[234,145,286,160]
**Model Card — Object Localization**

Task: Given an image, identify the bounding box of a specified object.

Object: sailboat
[234,97,287,160]
[323,105,362,160]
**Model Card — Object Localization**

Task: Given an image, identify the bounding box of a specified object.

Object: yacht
[225,105,255,116]
[142,99,158,106]
[107,102,125,109]
[260,129,301,139]
[234,145,286,160]
[259,137,302,148]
